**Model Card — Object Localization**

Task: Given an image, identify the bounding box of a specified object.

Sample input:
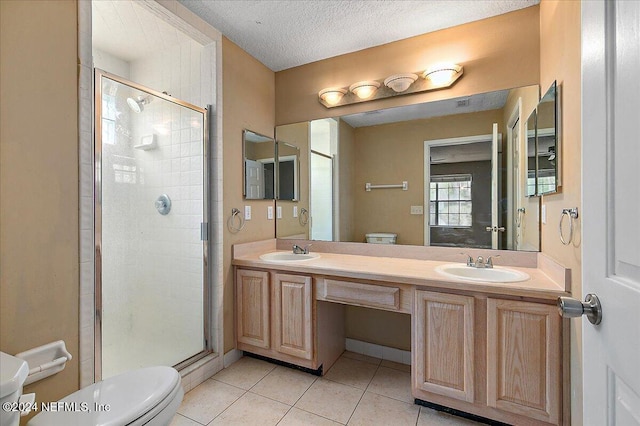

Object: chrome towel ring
[559,207,579,245]
[299,208,309,226]
[227,208,245,233]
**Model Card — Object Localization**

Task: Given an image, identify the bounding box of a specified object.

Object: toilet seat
[28,366,182,426]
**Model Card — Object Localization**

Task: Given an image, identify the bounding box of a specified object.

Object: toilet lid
[28,366,180,426]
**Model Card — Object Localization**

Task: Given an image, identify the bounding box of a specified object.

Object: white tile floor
[171,352,481,426]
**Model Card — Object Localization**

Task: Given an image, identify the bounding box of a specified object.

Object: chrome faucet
[461,253,499,268]
[292,244,312,255]
[485,255,500,268]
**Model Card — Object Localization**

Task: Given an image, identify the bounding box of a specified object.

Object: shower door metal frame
[94,69,211,381]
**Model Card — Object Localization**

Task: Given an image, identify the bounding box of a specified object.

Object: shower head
[126,95,151,113]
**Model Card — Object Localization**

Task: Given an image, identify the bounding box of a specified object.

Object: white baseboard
[345,338,411,365]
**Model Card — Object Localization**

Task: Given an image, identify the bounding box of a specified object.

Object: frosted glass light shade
[318,87,347,105]
[349,80,381,99]
[383,73,418,93]
[423,64,462,86]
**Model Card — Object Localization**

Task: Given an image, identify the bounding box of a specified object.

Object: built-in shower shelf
[134,134,157,150]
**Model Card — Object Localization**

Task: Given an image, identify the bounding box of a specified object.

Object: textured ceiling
[178,0,539,71]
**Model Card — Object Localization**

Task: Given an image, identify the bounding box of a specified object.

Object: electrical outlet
[277,206,282,219]
[410,205,424,215]
[267,206,274,220]
[293,206,298,217]
[244,205,251,220]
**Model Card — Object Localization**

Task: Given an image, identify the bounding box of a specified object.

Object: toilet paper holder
[15,340,72,385]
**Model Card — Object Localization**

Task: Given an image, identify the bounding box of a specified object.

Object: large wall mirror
[275,84,542,251]
[243,130,275,199]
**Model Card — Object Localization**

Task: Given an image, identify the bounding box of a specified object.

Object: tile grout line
[344,362,381,425]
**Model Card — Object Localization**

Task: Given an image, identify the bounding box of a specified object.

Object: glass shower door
[95,71,208,379]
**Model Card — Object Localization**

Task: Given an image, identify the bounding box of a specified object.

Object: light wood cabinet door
[236,269,270,349]
[487,298,561,424]
[413,290,475,402]
[273,273,313,360]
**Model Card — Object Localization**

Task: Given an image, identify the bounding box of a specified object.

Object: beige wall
[222,37,276,353]
[337,120,355,241]
[0,0,80,416]
[538,1,582,424]
[275,122,310,240]
[352,109,505,246]
[275,6,540,125]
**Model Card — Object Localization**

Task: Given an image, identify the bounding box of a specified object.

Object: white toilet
[1,352,29,426]
[0,351,183,426]
[365,232,397,244]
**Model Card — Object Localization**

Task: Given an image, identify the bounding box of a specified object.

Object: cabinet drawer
[316,278,411,313]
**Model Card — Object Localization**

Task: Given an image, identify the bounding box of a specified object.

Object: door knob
[557,293,602,325]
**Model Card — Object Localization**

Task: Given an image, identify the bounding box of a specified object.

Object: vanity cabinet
[236,269,270,349]
[486,298,561,424]
[235,268,344,372]
[413,291,562,425]
[413,291,475,403]
[273,273,313,360]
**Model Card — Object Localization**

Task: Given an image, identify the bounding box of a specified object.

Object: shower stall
[95,70,210,380]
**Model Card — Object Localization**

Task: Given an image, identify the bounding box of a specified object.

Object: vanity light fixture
[349,80,381,99]
[423,63,462,86]
[383,73,418,93]
[318,87,347,105]
[318,63,463,108]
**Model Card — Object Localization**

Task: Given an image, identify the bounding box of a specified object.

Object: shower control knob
[155,194,172,215]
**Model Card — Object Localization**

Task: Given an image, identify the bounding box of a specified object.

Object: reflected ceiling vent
[456,98,470,108]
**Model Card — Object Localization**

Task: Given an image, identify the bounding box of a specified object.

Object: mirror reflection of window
[429,175,472,227]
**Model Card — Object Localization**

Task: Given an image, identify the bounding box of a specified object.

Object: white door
[245,159,264,199]
[582,1,640,424]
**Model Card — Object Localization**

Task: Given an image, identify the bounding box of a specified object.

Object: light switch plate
[244,205,251,220]
[267,206,274,220]
[293,206,298,217]
[276,206,282,219]
[410,205,424,215]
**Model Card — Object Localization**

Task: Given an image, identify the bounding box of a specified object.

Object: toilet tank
[365,233,397,244]
[0,352,29,426]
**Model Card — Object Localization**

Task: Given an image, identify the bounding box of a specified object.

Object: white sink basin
[259,252,320,262]
[435,263,530,283]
